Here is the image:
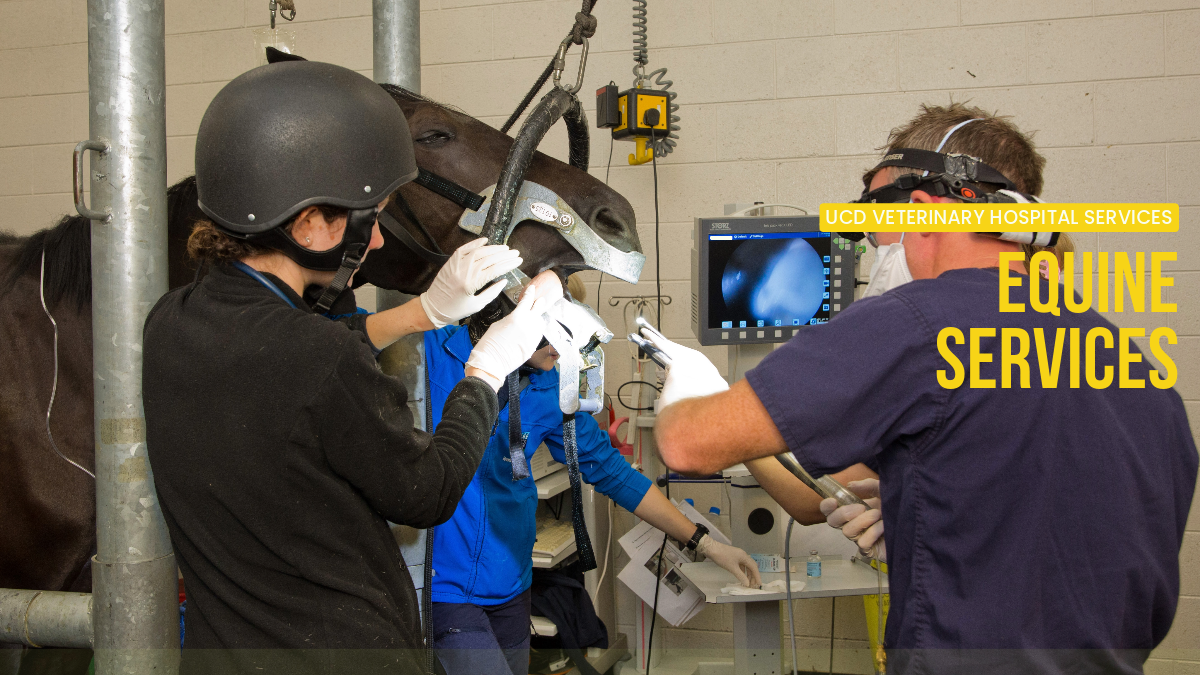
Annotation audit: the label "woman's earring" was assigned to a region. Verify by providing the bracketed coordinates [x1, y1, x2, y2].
[305, 237, 311, 244]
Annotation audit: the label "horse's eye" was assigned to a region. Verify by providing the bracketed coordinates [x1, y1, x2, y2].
[416, 130, 453, 145]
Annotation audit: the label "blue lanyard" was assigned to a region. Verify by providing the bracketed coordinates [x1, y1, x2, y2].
[230, 261, 298, 309]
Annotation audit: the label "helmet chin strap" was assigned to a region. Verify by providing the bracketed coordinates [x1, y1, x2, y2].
[259, 208, 378, 313]
[310, 208, 377, 313]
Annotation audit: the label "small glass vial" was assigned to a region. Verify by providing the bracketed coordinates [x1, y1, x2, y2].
[807, 550, 822, 578]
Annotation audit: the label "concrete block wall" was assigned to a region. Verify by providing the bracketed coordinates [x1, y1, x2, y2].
[1, 0, 1197, 671]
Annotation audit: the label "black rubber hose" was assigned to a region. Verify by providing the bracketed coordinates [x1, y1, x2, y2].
[481, 87, 579, 245]
[562, 97, 590, 171]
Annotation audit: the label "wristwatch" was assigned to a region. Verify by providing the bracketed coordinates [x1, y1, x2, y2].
[685, 524, 709, 551]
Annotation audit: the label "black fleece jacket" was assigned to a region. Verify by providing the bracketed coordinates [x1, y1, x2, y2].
[143, 264, 497, 674]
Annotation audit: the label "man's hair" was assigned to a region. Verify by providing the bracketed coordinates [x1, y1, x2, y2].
[871, 102, 1046, 196]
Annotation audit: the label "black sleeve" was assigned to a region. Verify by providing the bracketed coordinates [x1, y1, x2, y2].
[318, 336, 499, 527]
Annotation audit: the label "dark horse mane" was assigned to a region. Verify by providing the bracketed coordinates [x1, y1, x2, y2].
[0, 176, 201, 310]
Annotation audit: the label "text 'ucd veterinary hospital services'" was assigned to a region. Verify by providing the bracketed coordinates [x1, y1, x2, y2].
[821, 203, 1182, 392]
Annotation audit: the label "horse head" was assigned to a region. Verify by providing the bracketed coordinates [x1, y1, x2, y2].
[355, 87, 641, 295]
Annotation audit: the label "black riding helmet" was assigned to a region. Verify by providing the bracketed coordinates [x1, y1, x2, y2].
[195, 61, 418, 310]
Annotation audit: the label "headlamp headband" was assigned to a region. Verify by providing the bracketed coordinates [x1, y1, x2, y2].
[843, 147, 1058, 248]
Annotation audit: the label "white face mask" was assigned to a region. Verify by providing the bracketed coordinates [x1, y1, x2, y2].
[862, 233, 913, 298]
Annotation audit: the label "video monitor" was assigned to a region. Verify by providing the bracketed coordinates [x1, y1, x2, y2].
[690, 216, 856, 346]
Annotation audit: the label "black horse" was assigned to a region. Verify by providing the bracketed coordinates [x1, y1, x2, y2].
[0, 84, 640, 608]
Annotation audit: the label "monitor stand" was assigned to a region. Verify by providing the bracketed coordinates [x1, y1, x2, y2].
[728, 342, 775, 384]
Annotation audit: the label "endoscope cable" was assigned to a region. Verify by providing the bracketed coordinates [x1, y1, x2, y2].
[39, 249, 95, 480]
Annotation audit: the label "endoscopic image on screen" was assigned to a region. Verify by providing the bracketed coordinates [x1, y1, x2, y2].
[707, 233, 832, 330]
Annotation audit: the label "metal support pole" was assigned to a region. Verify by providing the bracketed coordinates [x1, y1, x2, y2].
[0, 590, 93, 649]
[373, 0, 429, 635]
[373, 0, 421, 91]
[87, 0, 177, 672]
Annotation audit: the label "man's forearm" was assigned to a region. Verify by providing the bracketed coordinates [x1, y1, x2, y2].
[746, 458, 878, 525]
[654, 380, 789, 475]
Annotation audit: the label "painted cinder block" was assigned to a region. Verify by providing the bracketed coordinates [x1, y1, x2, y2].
[1096, 77, 1200, 145]
[0, 48, 32, 99]
[340, 0, 373, 17]
[837, 85, 1095, 157]
[896, 25, 1027, 91]
[648, 42, 775, 106]
[12, 93, 88, 149]
[0, 1, 87, 51]
[0, 193, 75, 237]
[423, 58, 554, 117]
[1166, 10, 1200, 76]
[166, 0, 246, 36]
[960, 0, 1092, 24]
[777, 33, 898, 99]
[0, 147, 31, 197]
[835, 91, 941, 157]
[628, 221, 693, 282]
[715, 98, 837, 161]
[28, 143, 76, 196]
[167, 135, 198, 186]
[715, 0, 835, 43]
[833, 0, 958, 35]
[423, 5, 493, 65]
[199, 29, 260, 84]
[166, 33, 208, 86]
[608, 160, 777, 225]
[287, 17, 373, 71]
[1172, 273, 1200, 337]
[244, 0, 340, 26]
[776, 156, 880, 212]
[24, 43, 88, 97]
[1040, 145, 1167, 204]
[166, 82, 224, 138]
[1171, 336, 1200, 401]
[1028, 15, 1164, 84]
[1096, 0, 1200, 14]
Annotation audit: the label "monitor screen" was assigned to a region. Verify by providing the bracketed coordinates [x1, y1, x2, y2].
[707, 232, 832, 330]
[691, 216, 856, 346]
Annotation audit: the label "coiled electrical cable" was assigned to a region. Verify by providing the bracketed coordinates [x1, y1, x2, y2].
[630, 0, 680, 157]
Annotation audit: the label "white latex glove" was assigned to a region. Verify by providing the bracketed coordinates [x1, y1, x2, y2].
[465, 281, 560, 388]
[636, 329, 728, 409]
[819, 478, 886, 562]
[697, 534, 762, 588]
[419, 238, 523, 328]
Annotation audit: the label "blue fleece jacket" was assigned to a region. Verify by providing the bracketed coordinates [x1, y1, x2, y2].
[426, 325, 652, 606]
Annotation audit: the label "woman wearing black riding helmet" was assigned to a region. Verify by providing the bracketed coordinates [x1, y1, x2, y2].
[142, 61, 554, 674]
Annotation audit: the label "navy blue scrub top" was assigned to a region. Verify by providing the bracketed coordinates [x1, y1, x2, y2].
[746, 267, 1197, 665]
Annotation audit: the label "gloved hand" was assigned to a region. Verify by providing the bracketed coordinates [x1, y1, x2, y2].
[819, 478, 886, 562]
[697, 534, 762, 588]
[420, 238, 523, 328]
[636, 329, 728, 409]
[465, 281, 559, 389]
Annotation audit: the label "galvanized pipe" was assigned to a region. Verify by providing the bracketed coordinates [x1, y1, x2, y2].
[373, 0, 420, 91]
[0, 590, 93, 649]
[87, 0, 178, 672]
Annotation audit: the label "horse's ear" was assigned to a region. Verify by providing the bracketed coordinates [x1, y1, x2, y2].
[265, 47, 307, 64]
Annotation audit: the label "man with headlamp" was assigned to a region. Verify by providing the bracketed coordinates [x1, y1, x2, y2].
[641, 103, 1198, 673]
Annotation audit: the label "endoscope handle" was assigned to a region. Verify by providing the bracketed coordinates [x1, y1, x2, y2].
[774, 452, 870, 509]
[627, 332, 671, 369]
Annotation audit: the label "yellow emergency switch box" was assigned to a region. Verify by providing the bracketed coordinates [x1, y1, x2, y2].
[612, 88, 669, 140]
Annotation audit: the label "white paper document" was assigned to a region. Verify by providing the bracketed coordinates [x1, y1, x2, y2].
[616, 500, 727, 626]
